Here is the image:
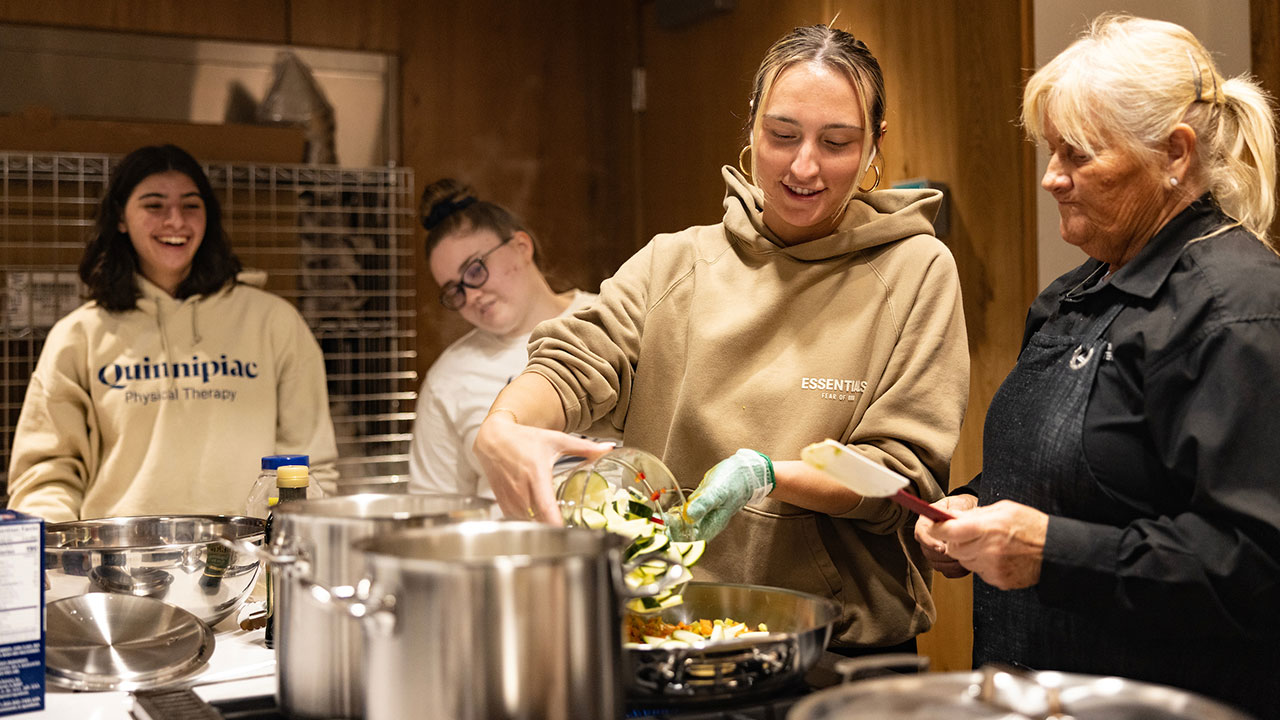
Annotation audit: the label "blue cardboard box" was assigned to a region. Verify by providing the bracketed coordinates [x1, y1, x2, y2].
[0, 511, 43, 716]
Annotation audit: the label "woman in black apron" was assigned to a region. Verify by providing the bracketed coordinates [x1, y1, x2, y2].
[916, 15, 1280, 719]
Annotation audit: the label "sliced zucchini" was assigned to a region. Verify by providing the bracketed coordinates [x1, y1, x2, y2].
[560, 470, 611, 508]
[626, 500, 655, 519]
[671, 540, 706, 565]
[669, 629, 704, 644]
[625, 592, 684, 614]
[579, 507, 607, 530]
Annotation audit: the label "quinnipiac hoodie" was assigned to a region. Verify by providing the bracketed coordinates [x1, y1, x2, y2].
[7, 273, 339, 523]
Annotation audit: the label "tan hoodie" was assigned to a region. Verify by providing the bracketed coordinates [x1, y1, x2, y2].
[527, 167, 969, 647]
[7, 274, 339, 523]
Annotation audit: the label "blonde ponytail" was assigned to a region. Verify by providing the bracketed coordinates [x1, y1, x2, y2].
[1205, 77, 1277, 244]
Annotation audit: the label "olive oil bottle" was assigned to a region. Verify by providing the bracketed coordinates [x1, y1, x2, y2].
[264, 464, 309, 649]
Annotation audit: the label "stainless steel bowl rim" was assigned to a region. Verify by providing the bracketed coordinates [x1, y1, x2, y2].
[46, 514, 265, 551]
[274, 492, 492, 523]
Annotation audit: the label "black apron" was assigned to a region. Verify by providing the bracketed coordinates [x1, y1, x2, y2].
[974, 293, 1125, 671]
[973, 284, 1279, 719]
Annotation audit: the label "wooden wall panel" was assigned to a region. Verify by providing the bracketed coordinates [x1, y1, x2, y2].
[398, 0, 636, 368]
[636, 0, 832, 241]
[1253, 0, 1280, 241]
[835, 0, 1035, 674]
[288, 0, 400, 52]
[0, 0, 288, 42]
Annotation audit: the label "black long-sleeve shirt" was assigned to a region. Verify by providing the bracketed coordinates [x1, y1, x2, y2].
[963, 197, 1280, 713]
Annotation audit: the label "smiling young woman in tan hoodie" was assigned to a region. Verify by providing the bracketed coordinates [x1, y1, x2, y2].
[8, 144, 337, 523]
[473, 25, 970, 653]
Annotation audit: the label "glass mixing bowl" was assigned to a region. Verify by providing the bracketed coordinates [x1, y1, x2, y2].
[553, 447, 688, 532]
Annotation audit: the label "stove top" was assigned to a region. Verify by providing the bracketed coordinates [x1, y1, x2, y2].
[206, 694, 804, 720]
[203, 652, 848, 720]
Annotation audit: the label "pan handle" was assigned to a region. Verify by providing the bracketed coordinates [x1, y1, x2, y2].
[834, 653, 930, 683]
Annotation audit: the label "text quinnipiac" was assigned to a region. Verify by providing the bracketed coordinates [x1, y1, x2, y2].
[96, 355, 259, 389]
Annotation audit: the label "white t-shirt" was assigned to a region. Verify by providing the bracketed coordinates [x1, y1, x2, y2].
[408, 290, 597, 501]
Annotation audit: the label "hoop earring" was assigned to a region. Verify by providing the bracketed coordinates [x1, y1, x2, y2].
[858, 163, 881, 193]
[738, 145, 753, 180]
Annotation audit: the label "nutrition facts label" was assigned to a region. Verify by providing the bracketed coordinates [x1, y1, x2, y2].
[0, 521, 40, 645]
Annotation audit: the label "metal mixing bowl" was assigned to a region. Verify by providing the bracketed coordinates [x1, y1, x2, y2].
[44, 515, 265, 626]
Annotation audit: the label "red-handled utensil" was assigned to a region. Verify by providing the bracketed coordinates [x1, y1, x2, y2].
[800, 439, 955, 523]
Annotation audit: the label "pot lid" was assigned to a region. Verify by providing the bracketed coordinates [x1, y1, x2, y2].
[45, 593, 215, 692]
[788, 664, 1256, 720]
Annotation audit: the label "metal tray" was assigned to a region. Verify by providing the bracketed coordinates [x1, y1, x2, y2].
[45, 593, 215, 692]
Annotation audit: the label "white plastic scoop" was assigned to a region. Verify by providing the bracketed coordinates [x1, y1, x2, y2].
[801, 439, 954, 522]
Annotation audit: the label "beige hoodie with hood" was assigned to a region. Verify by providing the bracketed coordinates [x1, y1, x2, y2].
[527, 167, 969, 647]
[7, 273, 339, 523]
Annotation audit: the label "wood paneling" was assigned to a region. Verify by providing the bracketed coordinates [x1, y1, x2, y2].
[288, 0, 400, 51]
[398, 0, 636, 366]
[827, 0, 1035, 672]
[1253, 0, 1280, 241]
[0, 0, 289, 42]
[636, 0, 832, 240]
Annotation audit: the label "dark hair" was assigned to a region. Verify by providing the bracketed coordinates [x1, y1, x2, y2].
[80, 144, 241, 312]
[418, 177, 545, 269]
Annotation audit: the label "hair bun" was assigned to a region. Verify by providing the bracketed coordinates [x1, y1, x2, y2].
[419, 178, 479, 231]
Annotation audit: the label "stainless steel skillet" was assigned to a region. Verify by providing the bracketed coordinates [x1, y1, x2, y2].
[623, 581, 839, 704]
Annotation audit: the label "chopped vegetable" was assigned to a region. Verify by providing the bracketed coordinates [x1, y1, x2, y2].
[560, 476, 706, 614]
[622, 613, 771, 648]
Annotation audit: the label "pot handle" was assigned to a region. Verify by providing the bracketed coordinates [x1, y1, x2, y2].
[217, 535, 306, 574]
[618, 544, 687, 600]
[298, 576, 398, 636]
[834, 653, 930, 683]
[974, 663, 1071, 720]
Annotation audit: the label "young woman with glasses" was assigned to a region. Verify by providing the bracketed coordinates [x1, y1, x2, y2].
[408, 178, 597, 503]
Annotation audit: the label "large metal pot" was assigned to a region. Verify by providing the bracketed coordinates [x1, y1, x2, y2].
[44, 515, 263, 626]
[625, 582, 839, 704]
[245, 493, 492, 720]
[313, 520, 684, 720]
[787, 656, 1257, 719]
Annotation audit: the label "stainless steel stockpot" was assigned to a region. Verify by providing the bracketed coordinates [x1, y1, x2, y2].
[251, 493, 492, 720]
[318, 521, 682, 720]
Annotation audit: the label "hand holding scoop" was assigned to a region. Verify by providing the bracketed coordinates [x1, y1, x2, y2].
[801, 439, 955, 523]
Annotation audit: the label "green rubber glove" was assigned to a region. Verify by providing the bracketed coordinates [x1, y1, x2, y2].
[679, 449, 775, 541]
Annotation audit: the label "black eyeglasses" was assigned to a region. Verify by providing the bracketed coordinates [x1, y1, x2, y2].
[438, 237, 512, 310]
